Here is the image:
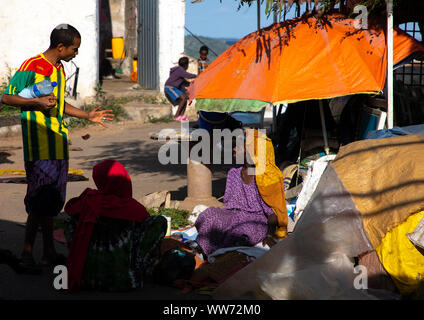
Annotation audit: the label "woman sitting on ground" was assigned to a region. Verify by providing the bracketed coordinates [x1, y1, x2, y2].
[194, 129, 289, 257]
[64, 160, 167, 291]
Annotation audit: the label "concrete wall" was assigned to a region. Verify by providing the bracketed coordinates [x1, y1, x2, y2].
[123, 0, 138, 76]
[158, 0, 186, 91]
[109, 0, 125, 38]
[0, 0, 99, 101]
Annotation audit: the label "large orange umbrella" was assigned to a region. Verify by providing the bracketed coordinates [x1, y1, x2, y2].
[188, 14, 424, 112]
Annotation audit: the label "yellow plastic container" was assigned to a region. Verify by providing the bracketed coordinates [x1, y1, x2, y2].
[111, 37, 125, 59]
[132, 59, 138, 72]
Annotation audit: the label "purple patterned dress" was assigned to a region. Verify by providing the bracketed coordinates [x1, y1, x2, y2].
[195, 167, 274, 256]
[24, 160, 69, 216]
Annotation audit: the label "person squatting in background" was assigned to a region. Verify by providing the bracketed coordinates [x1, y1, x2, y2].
[164, 57, 197, 121]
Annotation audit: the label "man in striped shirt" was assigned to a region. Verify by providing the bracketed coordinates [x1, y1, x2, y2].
[2, 24, 114, 270]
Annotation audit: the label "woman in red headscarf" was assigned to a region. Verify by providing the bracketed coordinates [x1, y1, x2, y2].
[64, 160, 167, 291]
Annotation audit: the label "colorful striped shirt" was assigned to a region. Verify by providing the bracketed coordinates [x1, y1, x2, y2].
[5, 53, 69, 161]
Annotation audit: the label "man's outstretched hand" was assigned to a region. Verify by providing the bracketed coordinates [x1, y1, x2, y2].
[87, 106, 115, 127]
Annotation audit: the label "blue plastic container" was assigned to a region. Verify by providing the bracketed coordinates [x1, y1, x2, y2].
[198, 110, 228, 133]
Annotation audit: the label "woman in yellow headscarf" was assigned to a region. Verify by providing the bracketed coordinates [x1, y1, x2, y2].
[194, 129, 288, 257]
[244, 128, 288, 239]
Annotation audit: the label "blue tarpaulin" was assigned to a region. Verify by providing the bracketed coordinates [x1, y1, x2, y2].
[366, 124, 424, 140]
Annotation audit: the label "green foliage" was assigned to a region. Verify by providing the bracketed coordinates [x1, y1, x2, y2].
[0, 104, 20, 116]
[0, 69, 20, 116]
[137, 95, 169, 105]
[68, 101, 129, 128]
[232, 0, 389, 17]
[95, 82, 103, 101]
[147, 207, 192, 229]
[108, 95, 168, 105]
[53, 208, 193, 232]
[94, 99, 131, 121]
[147, 115, 174, 123]
[66, 117, 91, 128]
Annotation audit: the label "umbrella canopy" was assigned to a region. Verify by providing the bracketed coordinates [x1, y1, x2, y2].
[188, 14, 424, 112]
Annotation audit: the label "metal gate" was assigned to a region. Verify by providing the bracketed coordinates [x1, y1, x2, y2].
[395, 22, 424, 87]
[138, 0, 159, 90]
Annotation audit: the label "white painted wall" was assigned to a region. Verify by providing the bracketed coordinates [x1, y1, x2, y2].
[0, 0, 99, 101]
[158, 0, 186, 91]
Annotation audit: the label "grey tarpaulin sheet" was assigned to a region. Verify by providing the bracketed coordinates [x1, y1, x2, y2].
[212, 165, 376, 300]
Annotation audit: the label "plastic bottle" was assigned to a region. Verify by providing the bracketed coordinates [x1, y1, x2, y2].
[18, 80, 57, 98]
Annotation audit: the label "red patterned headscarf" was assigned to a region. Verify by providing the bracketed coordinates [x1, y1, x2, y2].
[65, 160, 149, 290]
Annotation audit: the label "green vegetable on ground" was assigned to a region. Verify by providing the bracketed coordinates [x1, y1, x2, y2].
[53, 207, 193, 231]
[147, 207, 192, 230]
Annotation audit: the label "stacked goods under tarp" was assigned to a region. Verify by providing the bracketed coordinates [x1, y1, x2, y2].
[212, 133, 424, 299]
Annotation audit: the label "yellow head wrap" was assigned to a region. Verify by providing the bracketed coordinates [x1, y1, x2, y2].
[245, 129, 288, 238]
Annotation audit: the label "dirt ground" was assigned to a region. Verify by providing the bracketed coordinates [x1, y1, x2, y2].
[0, 119, 231, 300]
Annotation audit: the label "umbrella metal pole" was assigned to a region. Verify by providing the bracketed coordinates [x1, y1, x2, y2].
[319, 100, 330, 155]
[387, 0, 394, 129]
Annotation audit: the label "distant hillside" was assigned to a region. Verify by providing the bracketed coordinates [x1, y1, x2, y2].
[184, 35, 239, 62]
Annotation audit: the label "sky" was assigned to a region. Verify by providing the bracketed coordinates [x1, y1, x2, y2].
[185, 0, 296, 40]
[185, 1, 422, 41]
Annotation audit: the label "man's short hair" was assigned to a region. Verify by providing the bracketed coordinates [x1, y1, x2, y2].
[178, 57, 189, 69]
[199, 45, 209, 53]
[49, 24, 81, 49]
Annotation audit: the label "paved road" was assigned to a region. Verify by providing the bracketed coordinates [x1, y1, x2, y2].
[0, 119, 230, 300]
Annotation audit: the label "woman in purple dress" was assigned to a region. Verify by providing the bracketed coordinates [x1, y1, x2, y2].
[194, 141, 279, 257]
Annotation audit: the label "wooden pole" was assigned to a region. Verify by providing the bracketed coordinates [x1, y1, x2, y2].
[273, 0, 279, 23]
[387, 0, 394, 129]
[257, 0, 261, 30]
